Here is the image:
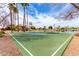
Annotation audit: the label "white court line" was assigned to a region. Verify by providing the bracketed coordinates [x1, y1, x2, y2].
[52, 34, 74, 56]
[9, 33, 33, 56]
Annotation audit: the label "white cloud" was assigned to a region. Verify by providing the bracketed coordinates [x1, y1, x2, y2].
[55, 17, 79, 27]
[54, 4, 73, 17]
[1, 3, 79, 28]
[16, 12, 79, 28]
[18, 13, 60, 28]
[28, 13, 60, 28]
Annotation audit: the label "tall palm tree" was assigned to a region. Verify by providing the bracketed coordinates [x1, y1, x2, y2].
[13, 6, 18, 24]
[21, 3, 28, 32]
[13, 6, 19, 31]
[8, 3, 14, 33]
[13, 3, 20, 32]
[12, 3, 20, 32]
[17, 11, 19, 32]
[9, 3, 19, 32]
[16, 4, 19, 32]
[26, 5, 29, 31]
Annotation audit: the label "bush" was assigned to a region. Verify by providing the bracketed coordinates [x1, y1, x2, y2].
[48, 26, 53, 29]
[5, 25, 16, 31]
[0, 31, 5, 37]
[30, 26, 36, 30]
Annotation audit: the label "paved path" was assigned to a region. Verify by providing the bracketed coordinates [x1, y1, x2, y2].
[64, 34, 79, 56]
[0, 34, 22, 56]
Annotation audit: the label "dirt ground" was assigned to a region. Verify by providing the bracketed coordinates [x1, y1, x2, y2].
[0, 34, 22, 56]
[64, 34, 79, 56]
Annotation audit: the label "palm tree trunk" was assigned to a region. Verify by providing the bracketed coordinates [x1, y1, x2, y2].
[12, 12, 15, 32]
[16, 3, 19, 32]
[15, 13, 16, 25]
[26, 9, 28, 31]
[17, 13, 19, 32]
[10, 10, 13, 33]
[23, 7, 26, 32]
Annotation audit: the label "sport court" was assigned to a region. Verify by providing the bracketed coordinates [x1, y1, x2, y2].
[10, 32, 73, 56]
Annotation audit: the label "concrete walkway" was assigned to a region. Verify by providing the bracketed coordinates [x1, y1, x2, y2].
[64, 34, 79, 56]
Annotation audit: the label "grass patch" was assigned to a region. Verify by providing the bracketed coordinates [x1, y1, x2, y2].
[0, 31, 5, 37]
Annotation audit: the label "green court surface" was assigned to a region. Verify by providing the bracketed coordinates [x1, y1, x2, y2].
[10, 32, 73, 56]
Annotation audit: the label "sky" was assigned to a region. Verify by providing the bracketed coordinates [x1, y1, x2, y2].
[1, 3, 79, 28]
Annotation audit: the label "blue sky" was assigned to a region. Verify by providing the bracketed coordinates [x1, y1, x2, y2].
[15, 3, 79, 28]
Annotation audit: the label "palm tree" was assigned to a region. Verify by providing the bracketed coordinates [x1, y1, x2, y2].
[26, 6, 29, 31]
[8, 3, 14, 33]
[21, 3, 28, 32]
[9, 3, 20, 32]
[13, 6, 19, 31]
[16, 4, 19, 32]
[12, 3, 16, 25]
[13, 6, 18, 24]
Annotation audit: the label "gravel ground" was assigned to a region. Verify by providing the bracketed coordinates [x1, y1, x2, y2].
[0, 34, 22, 56]
[64, 34, 79, 56]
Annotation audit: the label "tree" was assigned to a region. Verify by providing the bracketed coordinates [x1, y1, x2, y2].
[29, 22, 36, 30]
[64, 3, 79, 20]
[8, 3, 14, 33]
[0, 14, 10, 24]
[29, 22, 32, 26]
[26, 4, 29, 31]
[48, 26, 53, 29]
[13, 3, 19, 32]
[31, 26, 36, 30]
[0, 4, 10, 29]
[21, 3, 28, 32]
[58, 3, 79, 20]
[71, 3, 79, 10]
[16, 4, 20, 32]
[8, 3, 20, 32]
[43, 26, 46, 32]
[12, 3, 16, 24]
[56, 26, 61, 32]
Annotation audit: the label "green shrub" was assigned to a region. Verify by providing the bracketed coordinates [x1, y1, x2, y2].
[0, 31, 5, 37]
